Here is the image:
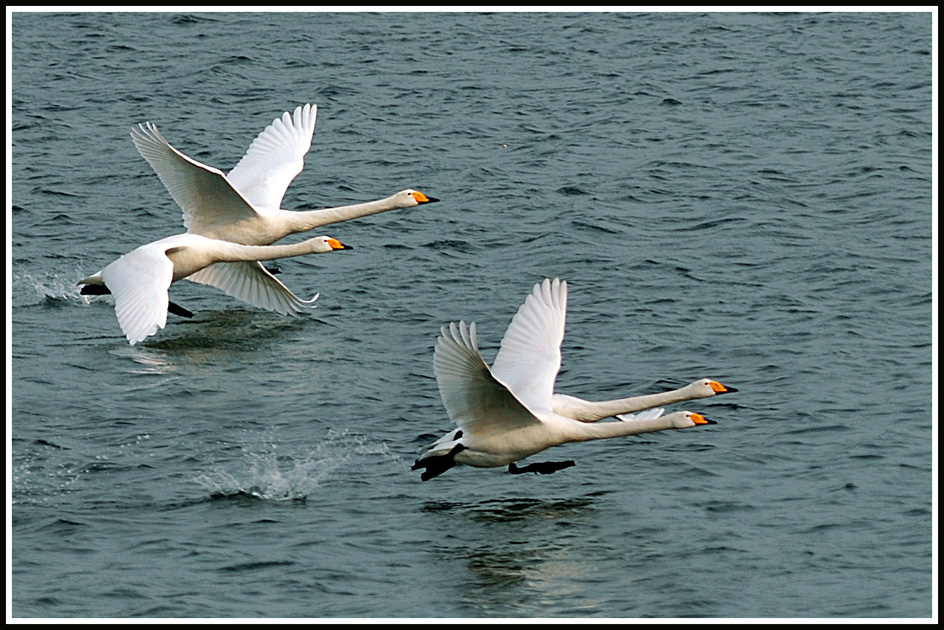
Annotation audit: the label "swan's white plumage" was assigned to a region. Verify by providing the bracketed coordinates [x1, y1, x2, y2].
[434, 321, 541, 438]
[82, 233, 348, 345]
[99, 243, 175, 345]
[490, 277, 567, 414]
[227, 103, 318, 210]
[186, 261, 317, 316]
[131, 121, 259, 235]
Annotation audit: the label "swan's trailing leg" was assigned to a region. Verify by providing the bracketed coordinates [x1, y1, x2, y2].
[167, 301, 194, 318]
[508, 460, 575, 475]
[412, 443, 466, 482]
[80, 283, 193, 318]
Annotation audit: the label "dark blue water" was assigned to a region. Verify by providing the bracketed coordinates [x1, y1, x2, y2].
[11, 11, 933, 618]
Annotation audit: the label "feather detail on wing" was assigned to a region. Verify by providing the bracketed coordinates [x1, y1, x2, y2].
[186, 261, 318, 315]
[131, 122, 259, 234]
[433, 321, 542, 436]
[99, 243, 175, 345]
[227, 104, 317, 210]
[490, 278, 567, 413]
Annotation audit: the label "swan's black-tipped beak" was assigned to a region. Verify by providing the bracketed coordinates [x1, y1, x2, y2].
[412, 191, 439, 204]
[328, 238, 353, 251]
[691, 413, 716, 426]
[710, 381, 738, 395]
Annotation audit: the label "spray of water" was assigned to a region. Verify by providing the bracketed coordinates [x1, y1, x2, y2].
[193, 429, 401, 501]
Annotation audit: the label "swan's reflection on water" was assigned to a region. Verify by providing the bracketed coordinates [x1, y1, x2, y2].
[420, 494, 618, 615]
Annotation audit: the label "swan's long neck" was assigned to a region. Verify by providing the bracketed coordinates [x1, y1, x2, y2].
[562, 413, 687, 441]
[214, 239, 321, 263]
[171, 238, 326, 281]
[286, 195, 402, 232]
[553, 386, 696, 423]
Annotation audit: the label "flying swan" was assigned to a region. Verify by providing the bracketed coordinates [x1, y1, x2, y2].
[412, 278, 719, 481]
[129, 104, 437, 308]
[79, 233, 351, 345]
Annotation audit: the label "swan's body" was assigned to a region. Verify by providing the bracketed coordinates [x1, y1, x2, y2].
[412, 278, 718, 481]
[552, 378, 737, 423]
[79, 233, 350, 345]
[129, 105, 436, 308]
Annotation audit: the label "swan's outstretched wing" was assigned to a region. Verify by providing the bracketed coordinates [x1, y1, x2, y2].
[490, 278, 567, 414]
[186, 261, 318, 315]
[99, 242, 174, 345]
[131, 122, 260, 234]
[433, 321, 542, 436]
[227, 104, 317, 210]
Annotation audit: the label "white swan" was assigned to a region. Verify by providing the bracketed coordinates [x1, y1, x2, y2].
[412, 278, 718, 481]
[79, 233, 351, 345]
[129, 104, 437, 310]
[552, 378, 737, 423]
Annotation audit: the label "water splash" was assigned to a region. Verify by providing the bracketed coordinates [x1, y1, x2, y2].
[193, 430, 399, 502]
[12, 268, 90, 307]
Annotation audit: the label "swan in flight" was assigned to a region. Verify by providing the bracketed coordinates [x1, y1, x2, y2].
[553, 378, 737, 423]
[129, 104, 437, 305]
[412, 278, 718, 481]
[79, 233, 351, 345]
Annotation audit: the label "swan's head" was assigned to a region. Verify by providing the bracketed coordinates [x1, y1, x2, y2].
[687, 378, 738, 399]
[676, 410, 717, 428]
[308, 236, 353, 253]
[398, 189, 440, 207]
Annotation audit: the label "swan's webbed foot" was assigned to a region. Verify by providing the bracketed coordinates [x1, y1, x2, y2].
[79, 284, 110, 296]
[265, 265, 282, 275]
[168, 301, 194, 318]
[508, 460, 575, 475]
[412, 443, 466, 482]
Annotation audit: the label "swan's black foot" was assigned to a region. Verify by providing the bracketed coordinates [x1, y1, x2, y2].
[80, 284, 194, 318]
[508, 460, 575, 475]
[167, 301, 194, 318]
[79, 284, 110, 296]
[265, 265, 282, 275]
[412, 443, 466, 482]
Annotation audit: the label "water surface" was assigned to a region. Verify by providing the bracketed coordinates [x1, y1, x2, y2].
[10, 11, 933, 618]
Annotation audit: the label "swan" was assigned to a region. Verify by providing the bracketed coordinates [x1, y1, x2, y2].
[79, 233, 351, 345]
[129, 104, 437, 310]
[552, 378, 737, 423]
[412, 278, 718, 481]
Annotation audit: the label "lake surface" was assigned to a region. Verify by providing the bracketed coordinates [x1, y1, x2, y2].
[9, 10, 934, 619]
